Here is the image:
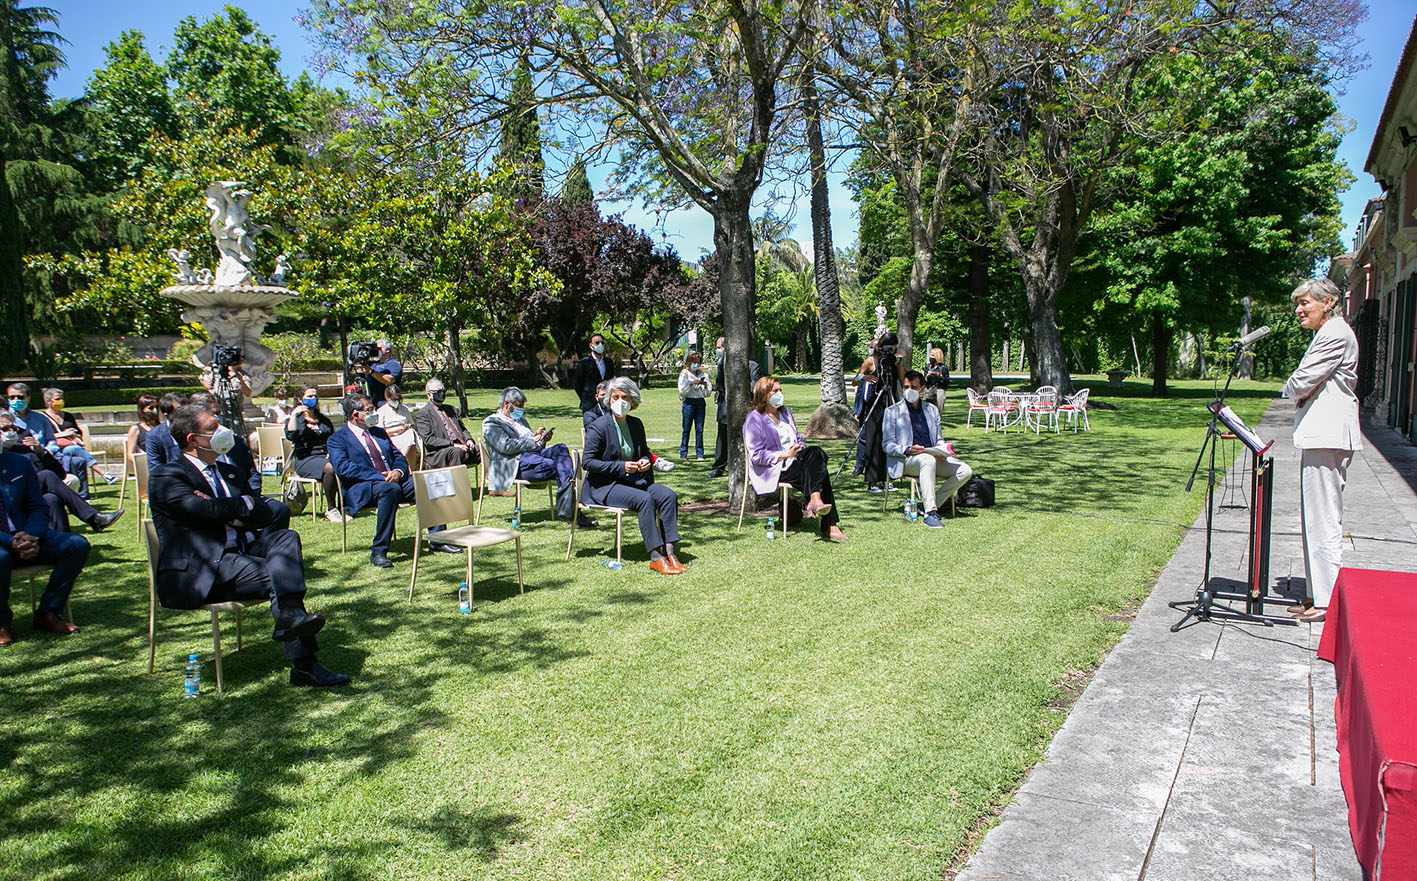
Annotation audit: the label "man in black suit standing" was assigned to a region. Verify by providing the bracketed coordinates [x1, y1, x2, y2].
[148, 405, 348, 687]
[0, 448, 88, 646]
[708, 337, 761, 479]
[571, 333, 616, 413]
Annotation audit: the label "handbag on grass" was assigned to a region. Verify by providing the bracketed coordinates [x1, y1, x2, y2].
[955, 476, 995, 508]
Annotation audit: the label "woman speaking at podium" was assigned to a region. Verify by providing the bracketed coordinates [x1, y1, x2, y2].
[1283, 278, 1361, 623]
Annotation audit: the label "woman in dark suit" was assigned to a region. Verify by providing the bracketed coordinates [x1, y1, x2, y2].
[285, 386, 343, 522]
[584, 377, 684, 575]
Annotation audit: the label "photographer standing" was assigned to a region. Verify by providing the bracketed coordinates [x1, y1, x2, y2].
[861, 333, 904, 493]
[198, 349, 253, 402]
[358, 339, 402, 402]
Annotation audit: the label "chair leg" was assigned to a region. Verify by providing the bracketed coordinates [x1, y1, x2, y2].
[211, 611, 225, 694]
[736, 482, 748, 532]
[408, 532, 421, 602]
[615, 514, 623, 566]
[515, 537, 524, 593]
[780, 487, 789, 538]
[118, 471, 127, 508]
[341, 505, 348, 554]
[475, 469, 484, 526]
[235, 607, 243, 651]
[148, 585, 157, 675]
[565, 507, 576, 560]
[467, 546, 475, 597]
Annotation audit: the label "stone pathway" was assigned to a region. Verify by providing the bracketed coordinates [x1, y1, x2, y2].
[956, 400, 1417, 881]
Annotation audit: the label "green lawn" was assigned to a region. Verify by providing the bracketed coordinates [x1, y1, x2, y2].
[0, 377, 1279, 881]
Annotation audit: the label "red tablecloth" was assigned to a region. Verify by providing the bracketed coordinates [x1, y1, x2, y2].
[1317, 567, 1417, 880]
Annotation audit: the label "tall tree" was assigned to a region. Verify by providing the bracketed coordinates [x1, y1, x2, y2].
[562, 155, 593, 204]
[83, 30, 177, 191]
[305, 0, 813, 506]
[497, 56, 545, 205]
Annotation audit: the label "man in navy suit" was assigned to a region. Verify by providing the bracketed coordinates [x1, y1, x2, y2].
[571, 333, 616, 412]
[148, 405, 347, 686]
[328, 393, 415, 568]
[0, 449, 89, 646]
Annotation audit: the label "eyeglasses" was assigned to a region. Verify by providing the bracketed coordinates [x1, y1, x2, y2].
[7, 395, 25, 401]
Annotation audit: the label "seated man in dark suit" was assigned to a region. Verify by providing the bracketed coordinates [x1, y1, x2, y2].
[413, 378, 480, 469]
[0, 447, 89, 646]
[187, 392, 263, 496]
[572, 333, 616, 413]
[0, 411, 123, 533]
[581, 380, 610, 430]
[144, 391, 189, 467]
[329, 393, 415, 569]
[148, 405, 348, 687]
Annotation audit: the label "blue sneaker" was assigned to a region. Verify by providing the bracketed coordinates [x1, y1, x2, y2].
[923, 512, 944, 529]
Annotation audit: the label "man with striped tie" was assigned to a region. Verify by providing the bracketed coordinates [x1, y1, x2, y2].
[328, 393, 416, 569]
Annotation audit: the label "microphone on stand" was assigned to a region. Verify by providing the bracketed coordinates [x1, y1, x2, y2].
[1229, 325, 1271, 350]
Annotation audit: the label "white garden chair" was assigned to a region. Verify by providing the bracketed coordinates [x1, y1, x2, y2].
[1058, 388, 1091, 432]
[985, 389, 1017, 433]
[965, 387, 989, 428]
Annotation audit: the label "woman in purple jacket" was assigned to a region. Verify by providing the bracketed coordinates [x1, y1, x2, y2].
[743, 377, 847, 541]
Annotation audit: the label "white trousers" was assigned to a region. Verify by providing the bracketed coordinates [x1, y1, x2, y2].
[902, 453, 973, 514]
[1299, 448, 1351, 608]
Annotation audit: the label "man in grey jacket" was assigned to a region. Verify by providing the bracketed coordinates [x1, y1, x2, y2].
[481, 387, 594, 527]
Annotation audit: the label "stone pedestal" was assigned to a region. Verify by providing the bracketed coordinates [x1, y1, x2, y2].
[161, 285, 297, 398]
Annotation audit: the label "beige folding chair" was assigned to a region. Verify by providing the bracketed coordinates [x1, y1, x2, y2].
[735, 452, 794, 535]
[78, 423, 110, 468]
[280, 438, 326, 524]
[565, 449, 629, 565]
[408, 467, 522, 602]
[143, 520, 254, 694]
[117, 446, 137, 509]
[337, 471, 412, 554]
[133, 452, 150, 541]
[257, 425, 287, 474]
[16, 561, 72, 624]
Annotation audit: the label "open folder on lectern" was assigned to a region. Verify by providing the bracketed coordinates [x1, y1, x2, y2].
[1208, 402, 1273, 456]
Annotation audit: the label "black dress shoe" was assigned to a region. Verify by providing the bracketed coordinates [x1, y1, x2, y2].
[575, 515, 598, 528]
[88, 508, 124, 532]
[370, 554, 394, 568]
[290, 661, 351, 687]
[272, 610, 325, 642]
[707, 468, 724, 479]
[429, 542, 462, 554]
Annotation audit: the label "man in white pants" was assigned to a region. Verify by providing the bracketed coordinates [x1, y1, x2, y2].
[883, 370, 973, 529]
[1282, 278, 1361, 622]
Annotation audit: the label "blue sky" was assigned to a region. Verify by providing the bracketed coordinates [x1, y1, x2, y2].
[48, 0, 1417, 261]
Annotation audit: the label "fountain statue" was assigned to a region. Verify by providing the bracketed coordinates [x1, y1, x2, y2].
[161, 181, 297, 399]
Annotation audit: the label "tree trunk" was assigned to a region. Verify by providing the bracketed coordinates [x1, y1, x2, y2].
[448, 327, 469, 415]
[714, 203, 757, 509]
[1237, 295, 1254, 380]
[1150, 313, 1171, 397]
[804, 74, 847, 409]
[1024, 278, 1073, 394]
[967, 244, 993, 393]
[896, 235, 933, 367]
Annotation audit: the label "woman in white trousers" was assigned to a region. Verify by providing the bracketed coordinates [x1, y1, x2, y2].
[1282, 278, 1361, 622]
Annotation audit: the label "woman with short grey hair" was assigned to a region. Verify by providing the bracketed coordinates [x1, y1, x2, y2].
[1283, 277, 1360, 622]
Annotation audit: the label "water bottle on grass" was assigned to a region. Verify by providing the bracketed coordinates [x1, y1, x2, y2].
[765, 517, 776, 541]
[184, 653, 200, 699]
[600, 559, 623, 570]
[458, 582, 471, 615]
[510, 505, 521, 529]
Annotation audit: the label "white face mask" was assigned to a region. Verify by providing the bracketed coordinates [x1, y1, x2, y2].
[769, 392, 785, 409]
[610, 398, 631, 418]
[592, 343, 604, 355]
[208, 425, 236, 455]
[904, 388, 921, 404]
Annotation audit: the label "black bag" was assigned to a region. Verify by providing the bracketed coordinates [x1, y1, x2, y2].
[955, 475, 995, 508]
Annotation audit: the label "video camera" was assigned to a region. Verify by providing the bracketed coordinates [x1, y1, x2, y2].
[210, 343, 243, 370]
[347, 341, 379, 370]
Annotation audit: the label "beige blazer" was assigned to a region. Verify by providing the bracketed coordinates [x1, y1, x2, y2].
[1282, 317, 1361, 451]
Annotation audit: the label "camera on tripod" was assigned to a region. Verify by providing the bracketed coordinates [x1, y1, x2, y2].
[347, 341, 378, 371]
[209, 343, 243, 371]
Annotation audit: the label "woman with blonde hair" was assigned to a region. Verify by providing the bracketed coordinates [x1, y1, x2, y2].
[742, 376, 847, 541]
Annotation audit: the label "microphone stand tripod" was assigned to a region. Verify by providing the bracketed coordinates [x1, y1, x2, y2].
[1168, 341, 1294, 631]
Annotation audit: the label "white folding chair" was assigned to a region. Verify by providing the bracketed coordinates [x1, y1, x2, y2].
[965, 387, 988, 428]
[133, 452, 150, 541]
[477, 437, 553, 525]
[408, 467, 522, 603]
[1058, 388, 1091, 431]
[280, 438, 327, 524]
[1026, 387, 1059, 434]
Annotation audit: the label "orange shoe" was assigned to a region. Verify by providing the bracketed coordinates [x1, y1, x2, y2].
[649, 558, 681, 575]
[667, 555, 688, 572]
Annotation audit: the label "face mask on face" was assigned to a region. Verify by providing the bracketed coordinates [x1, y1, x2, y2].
[610, 399, 631, 418]
[8, 399, 25, 414]
[142, 409, 159, 425]
[51, 400, 65, 412]
[279, 398, 291, 407]
[768, 392, 785, 409]
[429, 390, 445, 404]
[0, 430, 18, 449]
[904, 388, 921, 404]
[302, 397, 318, 409]
[592, 343, 604, 355]
[690, 363, 701, 373]
[510, 406, 525, 421]
[389, 398, 401, 407]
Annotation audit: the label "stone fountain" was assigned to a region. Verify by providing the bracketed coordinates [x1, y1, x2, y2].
[161, 180, 297, 398]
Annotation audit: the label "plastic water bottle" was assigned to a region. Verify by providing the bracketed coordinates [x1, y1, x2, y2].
[510, 505, 521, 529]
[909, 500, 919, 522]
[184, 653, 200, 699]
[600, 559, 623, 570]
[458, 582, 471, 615]
[765, 517, 776, 541]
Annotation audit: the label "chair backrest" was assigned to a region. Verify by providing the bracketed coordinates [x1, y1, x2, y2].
[1034, 385, 1057, 397]
[142, 519, 159, 586]
[987, 389, 1012, 407]
[966, 387, 985, 407]
[1073, 388, 1090, 407]
[992, 386, 1012, 394]
[134, 452, 150, 498]
[411, 466, 475, 534]
[1032, 390, 1057, 408]
[79, 422, 95, 447]
[256, 425, 285, 461]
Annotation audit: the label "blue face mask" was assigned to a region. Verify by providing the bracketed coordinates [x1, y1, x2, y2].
[301, 397, 318, 408]
[510, 407, 525, 421]
[9, 399, 25, 414]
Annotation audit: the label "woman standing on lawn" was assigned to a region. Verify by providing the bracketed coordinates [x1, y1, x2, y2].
[676, 351, 711, 459]
[1283, 278, 1361, 623]
[743, 376, 847, 542]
